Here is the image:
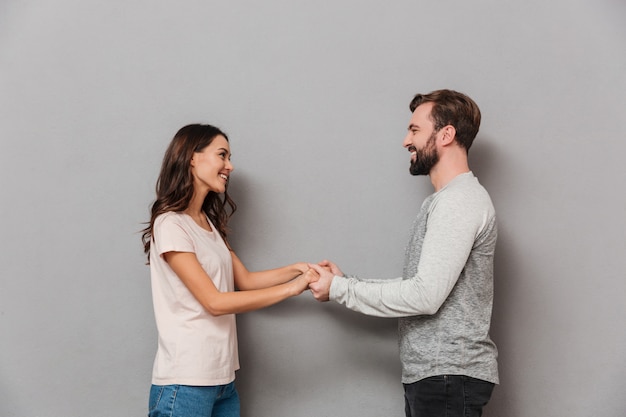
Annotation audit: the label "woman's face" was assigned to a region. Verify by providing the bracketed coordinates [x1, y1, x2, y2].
[190, 135, 233, 194]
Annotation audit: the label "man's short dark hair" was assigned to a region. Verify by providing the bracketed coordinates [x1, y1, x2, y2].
[410, 89, 481, 151]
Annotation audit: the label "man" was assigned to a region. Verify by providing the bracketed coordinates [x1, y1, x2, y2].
[309, 89, 498, 417]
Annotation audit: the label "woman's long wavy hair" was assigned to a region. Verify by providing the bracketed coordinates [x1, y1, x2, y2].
[142, 124, 237, 263]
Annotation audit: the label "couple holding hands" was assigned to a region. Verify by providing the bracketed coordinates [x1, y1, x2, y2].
[143, 89, 499, 417]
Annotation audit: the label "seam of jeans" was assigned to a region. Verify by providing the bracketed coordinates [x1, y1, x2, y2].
[148, 385, 165, 413]
[462, 377, 468, 417]
[168, 385, 179, 417]
[444, 375, 449, 417]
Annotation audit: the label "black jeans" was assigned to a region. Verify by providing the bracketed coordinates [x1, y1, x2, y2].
[404, 375, 494, 417]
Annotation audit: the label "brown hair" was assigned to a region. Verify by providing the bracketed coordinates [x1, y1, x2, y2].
[141, 124, 237, 262]
[409, 89, 481, 151]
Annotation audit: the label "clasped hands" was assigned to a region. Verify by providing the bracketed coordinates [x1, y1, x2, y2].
[300, 260, 343, 302]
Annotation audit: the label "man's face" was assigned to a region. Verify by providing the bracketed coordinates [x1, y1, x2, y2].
[403, 102, 440, 176]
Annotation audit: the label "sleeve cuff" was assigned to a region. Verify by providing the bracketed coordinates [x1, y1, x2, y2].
[329, 275, 349, 302]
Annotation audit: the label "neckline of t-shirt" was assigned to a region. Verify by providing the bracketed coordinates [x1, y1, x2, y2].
[181, 212, 215, 235]
[436, 171, 474, 194]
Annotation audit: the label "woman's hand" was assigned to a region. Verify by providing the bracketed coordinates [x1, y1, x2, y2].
[290, 268, 319, 296]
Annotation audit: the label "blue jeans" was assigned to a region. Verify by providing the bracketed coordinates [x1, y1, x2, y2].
[404, 375, 494, 417]
[148, 382, 240, 417]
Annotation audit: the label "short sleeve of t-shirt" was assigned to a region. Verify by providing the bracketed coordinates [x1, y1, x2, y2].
[153, 212, 195, 256]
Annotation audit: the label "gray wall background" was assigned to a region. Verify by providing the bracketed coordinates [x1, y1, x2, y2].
[1, 1, 625, 416]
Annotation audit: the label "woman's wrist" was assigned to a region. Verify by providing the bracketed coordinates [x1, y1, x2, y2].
[287, 274, 305, 297]
[292, 262, 308, 275]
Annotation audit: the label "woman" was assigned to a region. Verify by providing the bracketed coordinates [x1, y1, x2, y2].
[142, 124, 316, 417]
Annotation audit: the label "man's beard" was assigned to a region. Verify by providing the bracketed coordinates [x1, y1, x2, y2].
[409, 134, 439, 176]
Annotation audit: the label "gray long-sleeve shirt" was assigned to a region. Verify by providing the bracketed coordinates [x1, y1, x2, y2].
[330, 172, 499, 384]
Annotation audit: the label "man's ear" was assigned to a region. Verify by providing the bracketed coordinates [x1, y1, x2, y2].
[440, 125, 456, 146]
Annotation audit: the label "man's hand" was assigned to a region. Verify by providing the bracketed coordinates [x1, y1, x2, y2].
[308, 263, 337, 302]
[317, 259, 344, 277]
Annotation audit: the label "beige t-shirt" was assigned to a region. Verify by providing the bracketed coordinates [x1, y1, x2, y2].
[150, 211, 239, 386]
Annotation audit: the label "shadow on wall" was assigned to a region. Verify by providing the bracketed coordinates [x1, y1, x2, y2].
[468, 135, 496, 184]
[236, 298, 402, 416]
[470, 136, 520, 415]
[239, 296, 401, 367]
